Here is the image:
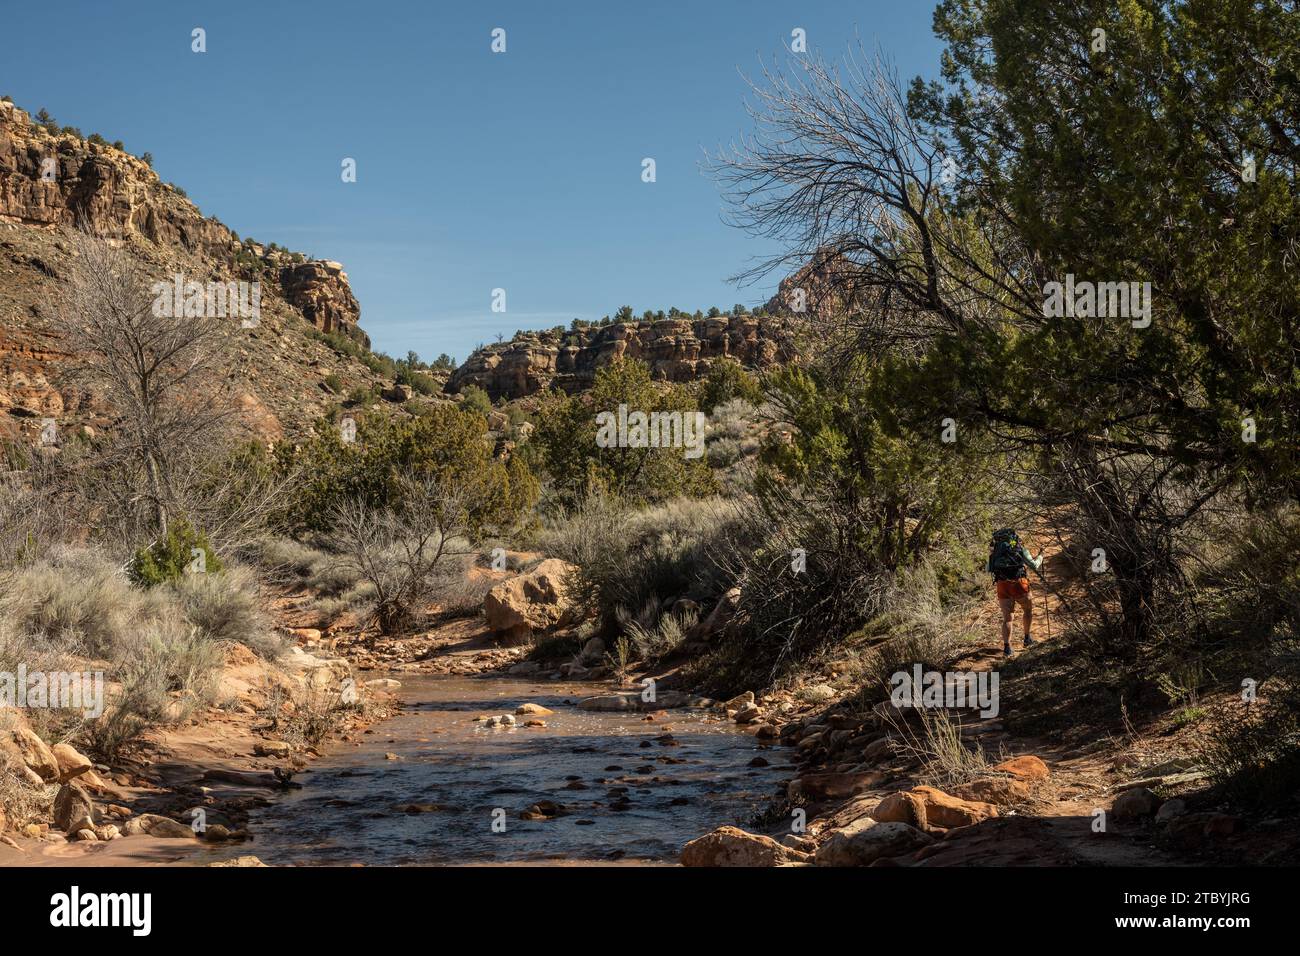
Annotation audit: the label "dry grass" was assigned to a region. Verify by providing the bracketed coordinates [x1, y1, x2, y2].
[1, 546, 275, 760]
[260, 681, 365, 750]
[0, 747, 53, 829]
[884, 708, 993, 789]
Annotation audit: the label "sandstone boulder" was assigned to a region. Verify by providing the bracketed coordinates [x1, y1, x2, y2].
[991, 755, 1051, 781]
[122, 814, 195, 839]
[1155, 798, 1188, 824]
[10, 727, 59, 781]
[815, 818, 934, 867]
[871, 790, 930, 829]
[579, 636, 606, 664]
[694, 587, 743, 641]
[911, 786, 999, 828]
[1112, 786, 1159, 820]
[952, 776, 1032, 806]
[483, 559, 576, 642]
[1166, 812, 1238, 849]
[52, 782, 95, 834]
[681, 826, 804, 867]
[50, 743, 93, 783]
[578, 691, 695, 712]
[793, 771, 889, 803]
[515, 703, 553, 716]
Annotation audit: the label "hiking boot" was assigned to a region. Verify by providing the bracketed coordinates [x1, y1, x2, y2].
[1024, 635, 1036, 647]
[1003, 643, 1013, 657]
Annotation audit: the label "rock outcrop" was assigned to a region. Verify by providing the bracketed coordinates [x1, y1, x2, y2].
[0, 98, 376, 443]
[446, 313, 794, 401]
[279, 260, 365, 343]
[0, 100, 364, 341]
[763, 249, 865, 319]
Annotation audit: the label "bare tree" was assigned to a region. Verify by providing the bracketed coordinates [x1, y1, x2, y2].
[328, 474, 475, 636]
[708, 44, 1041, 357]
[57, 229, 234, 535]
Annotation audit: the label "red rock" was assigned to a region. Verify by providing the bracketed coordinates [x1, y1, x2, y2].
[911, 786, 999, 828]
[681, 826, 803, 867]
[991, 755, 1050, 781]
[872, 790, 929, 829]
[794, 771, 889, 802]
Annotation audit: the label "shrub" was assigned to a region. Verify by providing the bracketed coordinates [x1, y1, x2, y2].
[619, 603, 698, 659]
[699, 358, 763, 415]
[170, 565, 282, 659]
[327, 474, 476, 635]
[458, 385, 493, 417]
[88, 620, 222, 758]
[129, 520, 222, 587]
[275, 406, 538, 536]
[1, 547, 138, 656]
[706, 436, 742, 469]
[1201, 683, 1300, 807]
[347, 385, 378, 406]
[541, 493, 742, 636]
[532, 359, 717, 509]
[257, 536, 325, 576]
[0, 746, 49, 830]
[323, 373, 343, 394]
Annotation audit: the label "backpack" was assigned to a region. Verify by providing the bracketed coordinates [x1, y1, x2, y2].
[989, 528, 1027, 581]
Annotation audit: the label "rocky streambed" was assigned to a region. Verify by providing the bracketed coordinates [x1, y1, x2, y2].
[207, 675, 788, 866]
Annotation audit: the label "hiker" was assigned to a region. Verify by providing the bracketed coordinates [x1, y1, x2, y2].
[987, 528, 1045, 657]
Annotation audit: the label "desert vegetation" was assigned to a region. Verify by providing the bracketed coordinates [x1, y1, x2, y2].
[3, 0, 1297, 873]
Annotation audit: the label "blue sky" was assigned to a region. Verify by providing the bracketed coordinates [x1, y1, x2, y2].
[3, 1, 943, 363]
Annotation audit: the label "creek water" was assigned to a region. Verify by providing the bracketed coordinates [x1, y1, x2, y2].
[222, 675, 789, 865]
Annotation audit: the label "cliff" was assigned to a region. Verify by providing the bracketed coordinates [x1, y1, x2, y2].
[0, 99, 382, 443]
[446, 313, 794, 401]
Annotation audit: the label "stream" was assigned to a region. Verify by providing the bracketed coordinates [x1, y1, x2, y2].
[220, 675, 789, 865]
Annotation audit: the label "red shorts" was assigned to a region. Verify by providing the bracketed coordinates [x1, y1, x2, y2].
[995, 578, 1031, 601]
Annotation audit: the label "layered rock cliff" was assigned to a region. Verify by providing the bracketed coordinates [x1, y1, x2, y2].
[446, 313, 794, 401]
[0, 99, 380, 443]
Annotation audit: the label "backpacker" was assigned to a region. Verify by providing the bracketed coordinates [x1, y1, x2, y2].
[989, 528, 1027, 581]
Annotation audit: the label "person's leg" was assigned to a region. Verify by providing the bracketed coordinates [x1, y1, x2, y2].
[998, 597, 1014, 652]
[1018, 590, 1034, 643]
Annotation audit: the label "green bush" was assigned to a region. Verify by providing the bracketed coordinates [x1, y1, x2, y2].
[274, 406, 539, 536]
[532, 358, 716, 509]
[128, 520, 222, 587]
[694, 355, 991, 689]
[458, 385, 493, 417]
[347, 384, 379, 406]
[699, 358, 763, 414]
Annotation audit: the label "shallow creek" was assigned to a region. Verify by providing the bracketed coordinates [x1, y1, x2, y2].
[218, 675, 788, 865]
